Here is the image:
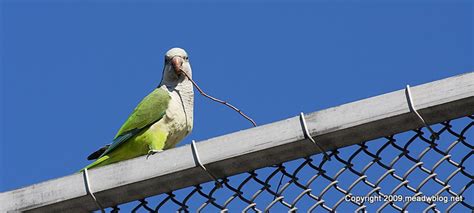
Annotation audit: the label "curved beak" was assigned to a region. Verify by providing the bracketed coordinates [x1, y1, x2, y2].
[171, 57, 183, 75]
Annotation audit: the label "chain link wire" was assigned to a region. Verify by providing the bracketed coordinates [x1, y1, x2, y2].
[109, 115, 473, 212]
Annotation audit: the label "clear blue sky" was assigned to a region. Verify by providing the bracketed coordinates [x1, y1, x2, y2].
[1, 0, 472, 211]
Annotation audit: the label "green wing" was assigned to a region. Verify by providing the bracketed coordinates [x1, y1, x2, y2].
[98, 87, 171, 158]
[114, 87, 171, 138]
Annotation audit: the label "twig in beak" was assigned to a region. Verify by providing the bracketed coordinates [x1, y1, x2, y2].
[180, 70, 257, 127]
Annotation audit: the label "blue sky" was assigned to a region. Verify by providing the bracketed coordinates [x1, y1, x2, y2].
[1, 0, 472, 211]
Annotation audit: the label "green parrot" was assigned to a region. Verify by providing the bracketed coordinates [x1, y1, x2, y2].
[81, 48, 194, 170]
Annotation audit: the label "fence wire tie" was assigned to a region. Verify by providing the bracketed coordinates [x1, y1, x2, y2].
[299, 112, 331, 161]
[82, 168, 105, 213]
[191, 140, 222, 188]
[405, 85, 439, 140]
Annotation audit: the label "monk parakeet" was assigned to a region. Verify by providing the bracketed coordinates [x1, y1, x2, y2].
[81, 48, 194, 170]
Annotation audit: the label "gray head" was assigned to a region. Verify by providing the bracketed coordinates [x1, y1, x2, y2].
[161, 47, 192, 86]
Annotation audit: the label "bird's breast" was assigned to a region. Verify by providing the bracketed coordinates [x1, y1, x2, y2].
[161, 89, 193, 148]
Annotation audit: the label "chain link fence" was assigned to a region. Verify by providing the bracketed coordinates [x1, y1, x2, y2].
[2, 73, 471, 212]
[109, 115, 473, 212]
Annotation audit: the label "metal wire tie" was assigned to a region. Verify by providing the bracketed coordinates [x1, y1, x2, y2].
[405, 85, 439, 140]
[299, 112, 331, 161]
[191, 140, 222, 188]
[82, 168, 105, 213]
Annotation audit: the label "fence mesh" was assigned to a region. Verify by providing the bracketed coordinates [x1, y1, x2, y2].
[109, 115, 473, 212]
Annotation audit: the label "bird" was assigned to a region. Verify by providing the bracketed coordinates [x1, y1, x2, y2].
[81, 47, 194, 170]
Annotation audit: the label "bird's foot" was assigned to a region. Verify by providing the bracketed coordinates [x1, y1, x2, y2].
[146, 149, 163, 159]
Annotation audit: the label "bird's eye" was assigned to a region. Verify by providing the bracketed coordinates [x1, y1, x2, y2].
[183, 56, 188, 60]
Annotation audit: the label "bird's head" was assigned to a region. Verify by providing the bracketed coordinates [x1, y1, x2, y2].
[161, 47, 192, 86]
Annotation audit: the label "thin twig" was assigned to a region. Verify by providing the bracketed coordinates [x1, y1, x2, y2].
[181, 71, 257, 127]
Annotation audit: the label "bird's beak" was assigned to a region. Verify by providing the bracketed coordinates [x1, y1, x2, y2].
[171, 57, 183, 75]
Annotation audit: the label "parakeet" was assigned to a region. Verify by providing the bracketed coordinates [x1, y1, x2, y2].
[81, 48, 194, 170]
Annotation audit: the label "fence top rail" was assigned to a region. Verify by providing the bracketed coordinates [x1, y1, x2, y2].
[1, 72, 473, 212]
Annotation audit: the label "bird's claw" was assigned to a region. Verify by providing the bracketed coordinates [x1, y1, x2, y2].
[146, 149, 163, 159]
